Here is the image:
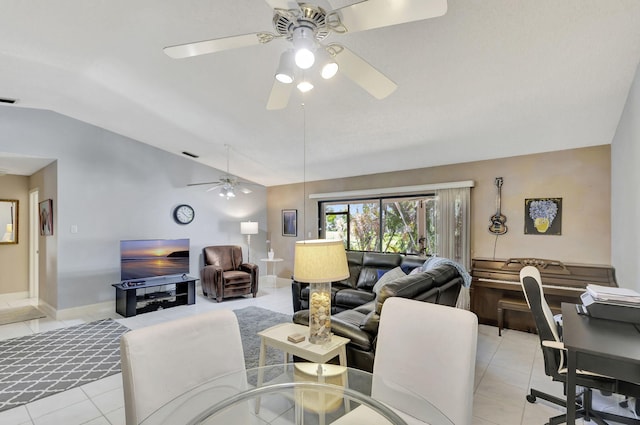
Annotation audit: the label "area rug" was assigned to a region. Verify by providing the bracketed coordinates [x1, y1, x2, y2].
[0, 318, 129, 413]
[0, 306, 46, 326]
[233, 306, 292, 369]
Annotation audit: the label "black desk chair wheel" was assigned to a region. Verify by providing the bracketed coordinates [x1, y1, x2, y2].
[520, 266, 640, 425]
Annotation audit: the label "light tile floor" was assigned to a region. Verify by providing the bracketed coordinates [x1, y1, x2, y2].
[0, 281, 637, 425]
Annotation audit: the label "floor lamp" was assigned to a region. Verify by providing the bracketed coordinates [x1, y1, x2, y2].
[240, 221, 259, 263]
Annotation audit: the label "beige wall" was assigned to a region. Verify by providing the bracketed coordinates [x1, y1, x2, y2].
[0, 174, 30, 296]
[267, 145, 611, 278]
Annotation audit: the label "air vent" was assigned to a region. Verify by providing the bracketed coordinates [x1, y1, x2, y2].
[182, 151, 199, 158]
[0, 97, 17, 104]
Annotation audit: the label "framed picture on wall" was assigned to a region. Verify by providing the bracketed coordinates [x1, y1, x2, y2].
[282, 209, 297, 237]
[524, 198, 562, 235]
[39, 199, 54, 236]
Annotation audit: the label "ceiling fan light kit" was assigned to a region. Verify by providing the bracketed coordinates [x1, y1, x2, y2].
[297, 80, 314, 93]
[292, 27, 316, 69]
[164, 0, 448, 109]
[275, 50, 295, 83]
[187, 145, 255, 199]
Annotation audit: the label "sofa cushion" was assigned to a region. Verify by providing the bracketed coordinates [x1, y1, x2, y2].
[372, 266, 406, 296]
[330, 310, 373, 352]
[422, 263, 460, 285]
[355, 253, 407, 290]
[399, 255, 427, 274]
[359, 310, 380, 335]
[334, 288, 375, 309]
[375, 271, 439, 314]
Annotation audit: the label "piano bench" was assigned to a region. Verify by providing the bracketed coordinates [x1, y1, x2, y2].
[497, 298, 560, 336]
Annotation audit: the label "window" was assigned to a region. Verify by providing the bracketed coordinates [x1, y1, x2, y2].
[319, 187, 471, 269]
[321, 195, 435, 255]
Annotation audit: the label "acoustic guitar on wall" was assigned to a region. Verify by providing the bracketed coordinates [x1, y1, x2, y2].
[489, 177, 508, 235]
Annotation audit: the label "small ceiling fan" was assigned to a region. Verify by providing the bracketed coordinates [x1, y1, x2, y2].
[187, 145, 257, 199]
[164, 0, 447, 109]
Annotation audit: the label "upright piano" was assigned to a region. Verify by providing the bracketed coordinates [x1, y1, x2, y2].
[471, 257, 618, 333]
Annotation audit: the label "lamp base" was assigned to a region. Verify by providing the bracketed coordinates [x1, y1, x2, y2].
[309, 282, 331, 344]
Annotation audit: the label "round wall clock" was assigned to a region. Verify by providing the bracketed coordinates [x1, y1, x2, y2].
[173, 204, 194, 225]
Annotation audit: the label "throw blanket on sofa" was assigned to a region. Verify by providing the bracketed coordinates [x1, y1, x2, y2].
[421, 256, 471, 310]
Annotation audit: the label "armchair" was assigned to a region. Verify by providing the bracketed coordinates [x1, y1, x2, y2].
[201, 245, 259, 302]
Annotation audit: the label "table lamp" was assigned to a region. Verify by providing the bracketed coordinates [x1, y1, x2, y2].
[294, 239, 349, 344]
[240, 221, 259, 263]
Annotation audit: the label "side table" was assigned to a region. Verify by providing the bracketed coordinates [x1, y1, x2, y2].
[256, 322, 351, 424]
[259, 257, 283, 287]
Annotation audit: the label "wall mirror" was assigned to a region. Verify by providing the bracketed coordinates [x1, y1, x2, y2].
[0, 199, 18, 244]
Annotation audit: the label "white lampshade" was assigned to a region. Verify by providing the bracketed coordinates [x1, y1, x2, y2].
[240, 221, 259, 235]
[5, 223, 12, 233]
[294, 239, 349, 283]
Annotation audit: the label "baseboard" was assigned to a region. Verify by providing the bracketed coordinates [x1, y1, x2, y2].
[40, 300, 115, 321]
[0, 291, 30, 303]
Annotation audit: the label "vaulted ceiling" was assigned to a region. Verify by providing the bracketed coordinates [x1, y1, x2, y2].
[1, 0, 639, 185]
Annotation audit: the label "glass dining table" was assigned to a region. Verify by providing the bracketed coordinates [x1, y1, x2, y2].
[140, 363, 453, 425]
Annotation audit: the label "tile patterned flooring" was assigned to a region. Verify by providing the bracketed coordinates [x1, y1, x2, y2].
[0, 281, 636, 425]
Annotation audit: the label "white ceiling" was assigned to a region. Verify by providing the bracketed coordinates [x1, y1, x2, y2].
[1, 0, 639, 185]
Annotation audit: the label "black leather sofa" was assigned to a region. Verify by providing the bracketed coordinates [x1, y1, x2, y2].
[292, 251, 464, 372]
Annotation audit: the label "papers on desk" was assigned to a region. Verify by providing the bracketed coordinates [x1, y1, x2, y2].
[586, 284, 640, 306]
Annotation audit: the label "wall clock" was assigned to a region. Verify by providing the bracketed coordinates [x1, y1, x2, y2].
[173, 204, 194, 225]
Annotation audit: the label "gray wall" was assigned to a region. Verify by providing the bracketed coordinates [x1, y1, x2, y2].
[611, 61, 640, 291]
[0, 106, 267, 311]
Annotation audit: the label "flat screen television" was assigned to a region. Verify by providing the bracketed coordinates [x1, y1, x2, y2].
[120, 238, 190, 281]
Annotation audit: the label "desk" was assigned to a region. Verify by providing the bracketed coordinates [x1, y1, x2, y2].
[562, 303, 640, 424]
[140, 364, 454, 425]
[260, 257, 283, 287]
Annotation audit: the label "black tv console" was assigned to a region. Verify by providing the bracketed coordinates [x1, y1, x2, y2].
[112, 275, 197, 317]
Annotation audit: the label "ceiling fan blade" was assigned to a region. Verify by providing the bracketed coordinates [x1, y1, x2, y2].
[264, 0, 301, 11]
[187, 181, 220, 187]
[266, 79, 293, 110]
[206, 185, 224, 193]
[238, 186, 253, 194]
[330, 44, 397, 99]
[334, 0, 447, 34]
[164, 32, 275, 59]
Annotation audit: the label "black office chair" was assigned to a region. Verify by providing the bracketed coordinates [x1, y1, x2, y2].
[520, 265, 640, 425]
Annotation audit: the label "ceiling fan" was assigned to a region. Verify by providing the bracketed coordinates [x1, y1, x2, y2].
[187, 145, 257, 199]
[164, 0, 447, 110]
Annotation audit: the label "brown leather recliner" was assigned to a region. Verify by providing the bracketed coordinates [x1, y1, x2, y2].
[201, 245, 259, 302]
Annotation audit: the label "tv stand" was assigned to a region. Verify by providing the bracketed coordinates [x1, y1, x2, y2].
[112, 275, 197, 317]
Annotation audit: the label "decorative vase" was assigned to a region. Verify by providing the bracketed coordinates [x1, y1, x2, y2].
[268, 249, 274, 260]
[309, 281, 331, 344]
[534, 217, 550, 233]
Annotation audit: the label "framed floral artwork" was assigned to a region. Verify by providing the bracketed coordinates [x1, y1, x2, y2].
[525, 198, 561, 235]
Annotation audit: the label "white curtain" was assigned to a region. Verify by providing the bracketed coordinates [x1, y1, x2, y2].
[435, 187, 471, 270]
[436, 187, 471, 309]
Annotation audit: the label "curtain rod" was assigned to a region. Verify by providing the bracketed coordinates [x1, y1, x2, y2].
[309, 180, 475, 200]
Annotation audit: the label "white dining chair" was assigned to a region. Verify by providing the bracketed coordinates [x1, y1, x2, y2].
[120, 309, 247, 425]
[333, 297, 478, 425]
